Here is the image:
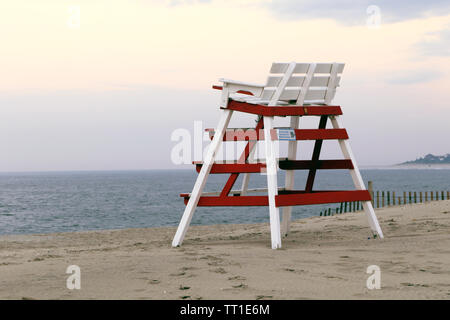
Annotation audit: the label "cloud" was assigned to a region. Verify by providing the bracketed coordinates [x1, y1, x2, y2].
[267, 0, 450, 24]
[385, 70, 443, 84]
[415, 26, 450, 57]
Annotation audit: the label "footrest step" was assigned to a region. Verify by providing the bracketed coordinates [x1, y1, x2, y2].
[181, 190, 371, 207]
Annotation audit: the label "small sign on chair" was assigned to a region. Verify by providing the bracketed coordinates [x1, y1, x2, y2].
[277, 128, 296, 141]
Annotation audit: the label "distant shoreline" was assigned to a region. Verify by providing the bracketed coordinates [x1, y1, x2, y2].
[360, 164, 450, 170]
[392, 164, 450, 169]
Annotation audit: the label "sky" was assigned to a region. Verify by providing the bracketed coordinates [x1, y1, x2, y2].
[0, 0, 449, 171]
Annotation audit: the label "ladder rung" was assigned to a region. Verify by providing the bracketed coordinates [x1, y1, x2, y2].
[208, 128, 348, 141]
[275, 190, 371, 207]
[279, 159, 354, 170]
[195, 163, 266, 174]
[181, 190, 371, 207]
[193, 159, 353, 174]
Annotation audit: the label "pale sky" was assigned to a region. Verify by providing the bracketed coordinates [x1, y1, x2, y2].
[0, 0, 449, 171]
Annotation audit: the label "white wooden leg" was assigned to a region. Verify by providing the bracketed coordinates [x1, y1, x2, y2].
[362, 201, 383, 238]
[281, 116, 300, 236]
[263, 116, 282, 249]
[172, 110, 233, 247]
[330, 115, 384, 238]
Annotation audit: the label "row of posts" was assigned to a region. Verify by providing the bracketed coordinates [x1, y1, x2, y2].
[368, 181, 450, 208]
[319, 201, 362, 216]
[319, 181, 450, 216]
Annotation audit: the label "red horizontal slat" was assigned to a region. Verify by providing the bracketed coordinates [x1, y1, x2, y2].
[209, 128, 348, 141]
[224, 100, 343, 117]
[196, 163, 266, 174]
[180, 190, 371, 207]
[220, 128, 264, 141]
[294, 129, 348, 140]
[275, 190, 371, 207]
[196, 196, 268, 206]
[279, 159, 354, 170]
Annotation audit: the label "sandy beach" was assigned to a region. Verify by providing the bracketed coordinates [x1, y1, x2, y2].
[0, 200, 449, 300]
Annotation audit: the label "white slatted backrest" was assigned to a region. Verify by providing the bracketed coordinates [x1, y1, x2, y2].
[268, 62, 296, 106]
[296, 63, 316, 105]
[324, 62, 340, 105]
[262, 62, 345, 105]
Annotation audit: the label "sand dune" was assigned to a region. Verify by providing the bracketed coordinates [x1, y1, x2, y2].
[0, 201, 449, 300]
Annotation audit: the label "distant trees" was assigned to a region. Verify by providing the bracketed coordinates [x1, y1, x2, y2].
[403, 153, 450, 164]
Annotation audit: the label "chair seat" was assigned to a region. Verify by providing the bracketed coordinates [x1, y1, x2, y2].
[230, 93, 289, 105]
[230, 93, 327, 106]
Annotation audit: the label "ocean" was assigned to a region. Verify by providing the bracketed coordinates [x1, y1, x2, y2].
[1, 169, 449, 235]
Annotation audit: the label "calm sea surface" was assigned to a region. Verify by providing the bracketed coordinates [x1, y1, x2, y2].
[1, 169, 449, 235]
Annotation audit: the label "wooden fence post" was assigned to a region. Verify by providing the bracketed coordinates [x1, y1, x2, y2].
[320, 189, 449, 216]
[376, 191, 379, 208]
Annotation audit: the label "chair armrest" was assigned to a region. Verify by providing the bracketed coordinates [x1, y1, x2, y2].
[218, 78, 265, 97]
[219, 78, 265, 88]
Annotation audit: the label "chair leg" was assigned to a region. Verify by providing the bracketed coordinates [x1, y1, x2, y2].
[263, 116, 282, 249]
[330, 115, 384, 239]
[172, 110, 233, 247]
[281, 116, 300, 236]
[362, 200, 384, 238]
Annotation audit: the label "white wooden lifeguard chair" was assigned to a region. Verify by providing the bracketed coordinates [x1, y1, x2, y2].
[173, 62, 384, 249]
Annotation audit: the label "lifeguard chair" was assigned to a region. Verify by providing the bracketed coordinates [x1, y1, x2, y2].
[173, 62, 383, 249]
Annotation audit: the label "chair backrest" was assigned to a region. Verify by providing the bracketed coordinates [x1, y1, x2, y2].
[261, 62, 345, 106]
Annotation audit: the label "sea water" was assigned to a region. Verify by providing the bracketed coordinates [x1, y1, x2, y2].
[0, 169, 449, 235]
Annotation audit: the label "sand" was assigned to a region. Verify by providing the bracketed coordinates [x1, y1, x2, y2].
[0, 201, 449, 300]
